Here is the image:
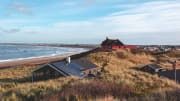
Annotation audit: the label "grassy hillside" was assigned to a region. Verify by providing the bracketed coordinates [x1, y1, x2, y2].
[0, 49, 180, 101]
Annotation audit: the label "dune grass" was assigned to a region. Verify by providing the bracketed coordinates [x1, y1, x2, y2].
[0, 49, 180, 101]
[87, 49, 179, 90]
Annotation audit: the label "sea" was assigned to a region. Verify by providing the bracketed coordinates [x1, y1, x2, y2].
[0, 45, 88, 62]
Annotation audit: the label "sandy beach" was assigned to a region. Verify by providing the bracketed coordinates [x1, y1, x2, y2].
[0, 52, 79, 69]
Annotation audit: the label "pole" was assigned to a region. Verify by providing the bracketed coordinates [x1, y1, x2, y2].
[168, 60, 178, 83]
[175, 69, 176, 83]
[32, 73, 34, 83]
[172, 60, 177, 83]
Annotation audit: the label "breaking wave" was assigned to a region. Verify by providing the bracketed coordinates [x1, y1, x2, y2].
[0, 45, 88, 62]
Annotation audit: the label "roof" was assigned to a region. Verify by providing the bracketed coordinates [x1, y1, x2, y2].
[101, 38, 124, 46]
[147, 64, 162, 70]
[72, 58, 98, 71]
[51, 62, 83, 77]
[33, 59, 98, 77]
[142, 64, 163, 70]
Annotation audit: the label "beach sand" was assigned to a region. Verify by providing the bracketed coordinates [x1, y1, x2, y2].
[0, 53, 78, 69]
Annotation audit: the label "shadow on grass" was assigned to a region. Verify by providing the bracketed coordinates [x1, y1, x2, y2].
[0, 76, 32, 83]
[130, 66, 141, 71]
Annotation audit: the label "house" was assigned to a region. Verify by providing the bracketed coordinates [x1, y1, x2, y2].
[158, 69, 180, 83]
[32, 57, 98, 81]
[101, 37, 137, 49]
[140, 64, 167, 74]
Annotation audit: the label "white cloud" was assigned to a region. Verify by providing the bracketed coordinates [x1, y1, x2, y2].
[48, 1, 180, 44]
[107, 1, 180, 32]
[0, 27, 20, 33]
[7, 1, 32, 15]
[1, 0, 180, 44]
[50, 1, 180, 34]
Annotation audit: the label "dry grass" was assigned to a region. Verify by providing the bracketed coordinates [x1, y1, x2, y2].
[0, 65, 37, 93]
[167, 50, 180, 58]
[0, 49, 180, 101]
[1, 77, 80, 101]
[154, 50, 180, 69]
[45, 79, 134, 101]
[0, 65, 36, 79]
[87, 49, 179, 91]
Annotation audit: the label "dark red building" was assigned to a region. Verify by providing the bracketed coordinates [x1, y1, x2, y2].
[101, 37, 137, 49]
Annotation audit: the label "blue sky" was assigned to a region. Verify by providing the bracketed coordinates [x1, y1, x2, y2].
[0, 0, 180, 45]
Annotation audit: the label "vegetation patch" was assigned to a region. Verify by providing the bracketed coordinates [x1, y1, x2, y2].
[0, 49, 180, 101]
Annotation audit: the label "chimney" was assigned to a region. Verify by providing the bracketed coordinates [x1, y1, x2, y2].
[106, 36, 108, 40]
[66, 57, 71, 64]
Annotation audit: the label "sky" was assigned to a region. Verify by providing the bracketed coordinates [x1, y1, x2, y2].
[0, 0, 180, 45]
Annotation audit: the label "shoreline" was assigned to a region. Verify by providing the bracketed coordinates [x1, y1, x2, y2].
[0, 52, 80, 69]
[0, 44, 96, 69]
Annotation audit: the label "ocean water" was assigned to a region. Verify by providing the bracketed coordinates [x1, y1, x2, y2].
[0, 45, 88, 62]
